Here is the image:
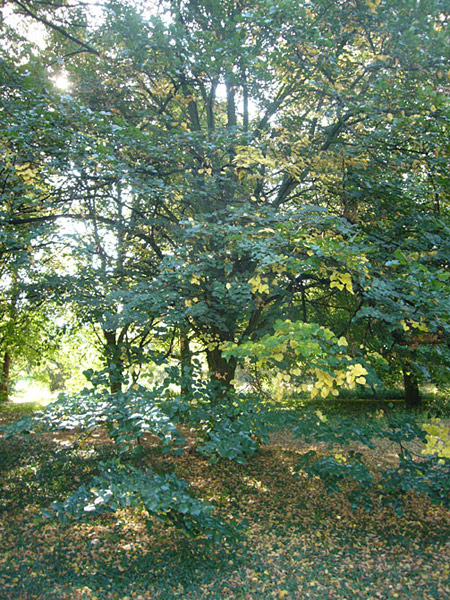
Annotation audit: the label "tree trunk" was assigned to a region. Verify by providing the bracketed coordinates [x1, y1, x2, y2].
[0, 350, 11, 403]
[402, 364, 421, 408]
[180, 329, 192, 400]
[103, 330, 123, 394]
[206, 347, 237, 391]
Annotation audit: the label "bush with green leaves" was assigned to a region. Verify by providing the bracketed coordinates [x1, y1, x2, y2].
[295, 450, 374, 510]
[2, 383, 184, 455]
[155, 365, 274, 463]
[194, 395, 273, 464]
[293, 409, 450, 512]
[3, 362, 275, 466]
[1, 366, 270, 537]
[46, 460, 233, 539]
[380, 452, 450, 512]
[424, 392, 450, 418]
[1, 375, 233, 538]
[6, 362, 450, 537]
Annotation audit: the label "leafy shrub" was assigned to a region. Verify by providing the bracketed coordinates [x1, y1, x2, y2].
[295, 450, 374, 510]
[2, 385, 184, 455]
[380, 452, 450, 511]
[293, 409, 380, 449]
[155, 366, 274, 464]
[194, 395, 273, 463]
[46, 460, 233, 539]
[293, 409, 450, 512]
[1, 369, 263, 537]
[336, 387, 405, 401]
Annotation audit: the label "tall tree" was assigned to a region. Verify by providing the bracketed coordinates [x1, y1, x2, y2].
[2, 0, 450, 400]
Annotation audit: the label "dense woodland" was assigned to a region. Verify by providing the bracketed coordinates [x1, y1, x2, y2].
[1, 1, 450, 598]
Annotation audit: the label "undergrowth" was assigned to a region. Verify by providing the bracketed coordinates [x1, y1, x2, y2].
[1, 399, 449, 599]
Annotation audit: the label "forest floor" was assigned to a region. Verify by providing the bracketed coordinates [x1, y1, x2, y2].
[0, 401, 449, 600]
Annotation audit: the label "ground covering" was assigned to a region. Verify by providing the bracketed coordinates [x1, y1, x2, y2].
[1, 402, 449, 600]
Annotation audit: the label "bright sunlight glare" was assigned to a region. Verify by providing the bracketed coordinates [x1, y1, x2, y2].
[52, 72, 71, 91]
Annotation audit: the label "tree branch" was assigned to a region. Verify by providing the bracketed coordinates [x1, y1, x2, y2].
[11, 0, 101, 56]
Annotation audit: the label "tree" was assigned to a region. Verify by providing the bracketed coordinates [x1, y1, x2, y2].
[2, 0, 450, 538]
[2, 0, 450, 398]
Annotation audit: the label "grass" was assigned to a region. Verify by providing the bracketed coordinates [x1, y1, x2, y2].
[0, 400, 449, 600]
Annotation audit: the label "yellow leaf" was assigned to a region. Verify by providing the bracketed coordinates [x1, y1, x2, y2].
[249, 274, 270, 294]
[335, 373, 346, 385]
[337, 336, 348, 347]
[16, 162, 31, 171]
[248, 275, 260, 293]
[340, 273, 354, 293]
[330, 271, 353, 294]
[274, 353, 284, 362]
[315, 409, 327, 422]
[278, 591, 289, 599]
[352, 364, 368, 377]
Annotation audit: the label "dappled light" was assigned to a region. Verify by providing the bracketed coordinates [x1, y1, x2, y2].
[1, 0, 450, 597]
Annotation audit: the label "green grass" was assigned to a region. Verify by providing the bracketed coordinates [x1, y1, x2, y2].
[0, 400, 48, 419]
[1, 401, 449, 600]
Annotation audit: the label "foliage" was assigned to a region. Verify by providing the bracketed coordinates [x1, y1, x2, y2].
[3, 0, 450, 404]
[1, 0, 450, 592]
[380, 452, 450, 512]
[1, 368, 271, 533]
[224, 318, 373, 401]
[2, 383, 184, 455]
[292, 409, 380, 448]
[194, 396, 273, 464]
[1, 401, 450, 600]
[422, 419, 450, 459]
[47, 460, 232, 540]
[156, 364, 275, 463]
[296, 450, 374, 509]
[292, 408, 450, 512]
[424, 392, 450, 417]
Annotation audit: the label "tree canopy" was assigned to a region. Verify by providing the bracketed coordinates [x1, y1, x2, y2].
[1, 0, 450, 537]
